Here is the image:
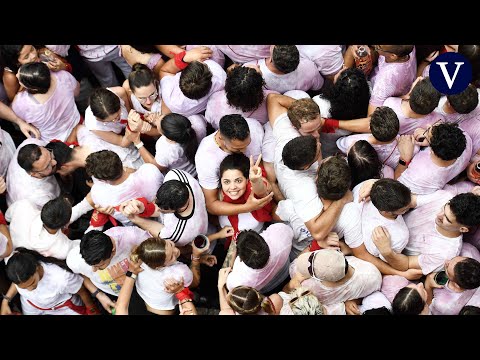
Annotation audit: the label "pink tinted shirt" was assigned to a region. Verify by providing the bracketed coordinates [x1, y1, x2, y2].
[369, 47, 417, 107]
[398, 133, 473, 194]
[380, 275, 411, 303]
[12, 71, 80, 142]
[160, 60, 226, 116]
[158, 170, 208, 247]
[186, 45, 225, 68]
[383, 97, 444, 135]
[290, 256, 382, 305]
[216, 45, 271, 64]
[226, 223, 293, 293]
[0, 127, 16, 177]
[297, 45, 344, 76]
[205, 89, 278, 129]
[430, 243, 480, 315]
[246, 58, 323, 94]
[77, 45, 118, 61]
[91, 164, 164, 225]
[195, 118, 264, 190]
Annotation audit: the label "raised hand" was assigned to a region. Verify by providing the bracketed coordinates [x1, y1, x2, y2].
[249, 154, 263, 183]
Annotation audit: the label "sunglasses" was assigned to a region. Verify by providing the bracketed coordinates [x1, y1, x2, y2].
[289, 290, 312, 306]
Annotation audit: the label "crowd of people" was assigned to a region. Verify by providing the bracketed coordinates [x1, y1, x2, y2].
[1, 44, 480, 316]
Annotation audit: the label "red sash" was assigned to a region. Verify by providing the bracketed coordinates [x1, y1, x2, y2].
[27, 298, 86, 314]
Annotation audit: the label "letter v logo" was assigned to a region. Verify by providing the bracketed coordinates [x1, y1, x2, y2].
[430, 52, 472, 95]
[437, 62, 464, 89]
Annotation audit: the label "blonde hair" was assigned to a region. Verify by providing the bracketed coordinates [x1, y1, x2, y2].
[287, 98, 320, 129]
[130, 237, 166, 269]
[288, 287, 324, 315]
[227, 286, 275, 315]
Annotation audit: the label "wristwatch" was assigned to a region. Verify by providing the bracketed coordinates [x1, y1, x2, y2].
[125, 271, 137, 280]
[398, 158, 411, 167]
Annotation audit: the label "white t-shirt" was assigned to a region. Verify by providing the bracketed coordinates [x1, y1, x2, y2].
[195, 118, 264, 190]
[216, 45, 271, 64]
[0, 127, 16, 177]
[158, 170, 208, 247]
[135, 261, 193, 311]
[245, 58, 323, 94]
[84, 88, 129, 134]
[333, 202, 364, 249]
[12, 71, 80, 142]
[66, 226, 151, 296]
[154, 115, 207, 178]
[398, 133, 473, 195]
[77, 45, 118, 61]
[6, 138, 60, 208]
[90, 164, 164, 226]
[6, 199, 77, 260]
[0, 229, 8, 259]
[272, 113, 323, 223]
[297, 45, 344, 76]
[77, 125, 144, 170]
[290, 256, 382, 305]
[18, 262, 83, 315]
[359, 291, 392, 314]
[226, 223, 293, 293]
[160, 60, 226, 116]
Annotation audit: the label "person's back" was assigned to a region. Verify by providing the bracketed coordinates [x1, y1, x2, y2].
[297, 45, 344, 80]
[0, 126, 16, 178]
[216, 45, 271, 64]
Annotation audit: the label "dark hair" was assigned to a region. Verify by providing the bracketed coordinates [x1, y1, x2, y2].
[227, 285, 275, 315]
[322, 67, 370, 119]
[130, 237, 166, 269]
[392, 287, 425, 315]
[219, 114, 250, 141]
[287, 98, 320, 129]
[449, 192, 480, 227]
[430, 123, 466, 161]
[89, 88, 120, 120]
[409, 77, 441, 115]
[0, 45, 26, 72]
[128, 63, 156, 93]
[447, 84, 479, 114]
[179, 61, 212, 100]
[272, 45, 300, 74]
[459, 305, 480, 315]
[370, 178, 411, 212]
[6, 247, 71, 284]
[386, 45, 414, 58]
[348, 140, 383, 188]
[156, 180, 189, 211]
[17, 144, 42, 172]
[46, 141, 74, 168]
[225, 66, 265, 113]
[458, 45, 480, 87]
[80, 230, 113, 266]
[236, 230, 269, 269]
[362, 306, 392, 315]
[370, 106, 399, 142]
[220, 153, 250, 180]
[41, 196, 72, 230]
[161, 113, 198, 165]
[282, 135, 318, 170]
[18, 62, 51, 94]
[316, 155, 351, 200]
[454, 257, 480, 290]
[414, 45, 444, 66]
[85, 150, 123, 181]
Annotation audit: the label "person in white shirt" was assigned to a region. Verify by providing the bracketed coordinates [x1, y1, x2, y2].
[66, 226, 150, 314]
[7, 139, 60, 208]
[86, 150, 164, 226]
[6, 197, 78, 260]
[297, 45, 344, 83]
[2, 248, 94, 315]
[216, 45, 271, 64]
[244, 45, 323, 94]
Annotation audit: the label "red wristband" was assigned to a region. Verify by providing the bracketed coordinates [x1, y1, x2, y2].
[323, 118, 339, 133]
[174, 50, 188, 70]
[175, 287, 194, 302]
[0, 211, 6, 226]
[136, 197, 156, 218]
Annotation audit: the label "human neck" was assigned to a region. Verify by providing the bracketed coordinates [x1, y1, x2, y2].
[73, 146, 91, 168]
[430, 151, 456, 167]
[401, 100, 423, 118]
[368, 135, 393, 145]
[177, 194, 193, 216]
[442, 101, 456, 114]
[109, 170, 129, 185]
[266, 57, 283, 75]
[43, 225, 59, 235]
[435, 224, 462, 238]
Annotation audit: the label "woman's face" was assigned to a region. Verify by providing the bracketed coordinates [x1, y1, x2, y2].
[221, 169, 247, 200]
[163, 240, 181, 267]
[18, 45, 38, 66]
[133, 83, 158, 108]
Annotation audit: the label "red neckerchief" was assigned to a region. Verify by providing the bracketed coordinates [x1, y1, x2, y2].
[50, 139, 80, 147]
[222, 167, 273, 248]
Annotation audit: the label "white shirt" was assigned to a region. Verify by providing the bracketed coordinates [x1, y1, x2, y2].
[66, 226, 151, 296]
[6, 138, 60, 208]
[0, 127, 16, 177]
[135, 261, 193, 311]
[6, 200, 77, 260]
[90, 164, 164, 226]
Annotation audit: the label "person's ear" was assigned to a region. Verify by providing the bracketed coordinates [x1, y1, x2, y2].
[459, 226, 470, 233]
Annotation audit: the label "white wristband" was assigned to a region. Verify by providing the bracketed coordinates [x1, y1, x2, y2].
[134, 141, 144, 149]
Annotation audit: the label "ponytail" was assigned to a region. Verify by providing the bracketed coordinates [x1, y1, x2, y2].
[161, 113, 198, 165]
